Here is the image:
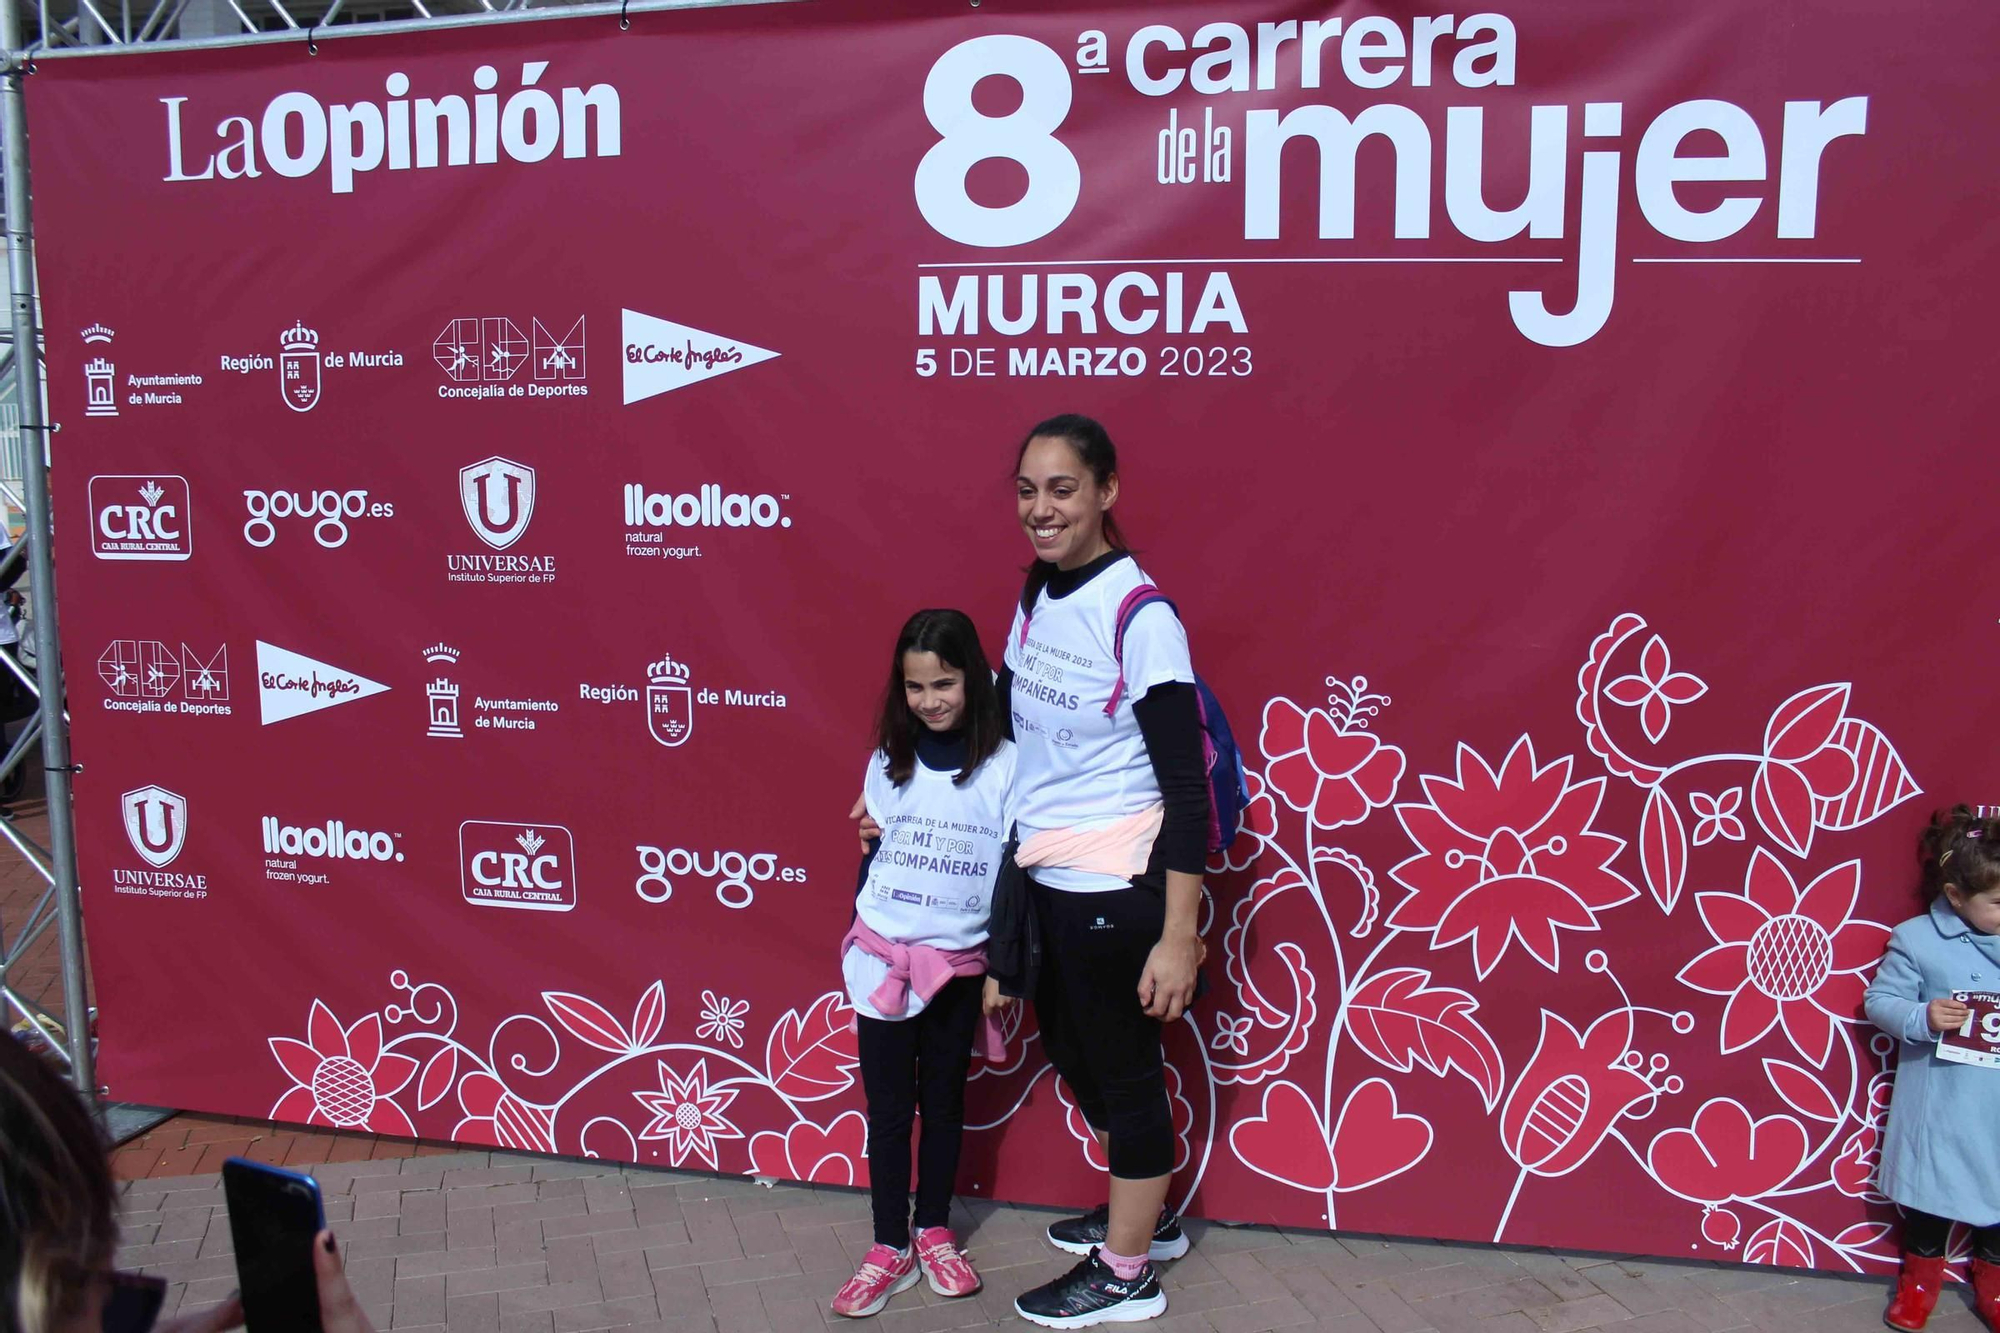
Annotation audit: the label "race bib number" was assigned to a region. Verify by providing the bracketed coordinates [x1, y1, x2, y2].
[1937, 991, 2000, 1068]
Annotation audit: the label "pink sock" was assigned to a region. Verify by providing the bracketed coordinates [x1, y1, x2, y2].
[1098, 1245, 1148, 1280]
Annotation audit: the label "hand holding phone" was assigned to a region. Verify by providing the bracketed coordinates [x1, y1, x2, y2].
[223, 1158, 326, 1333]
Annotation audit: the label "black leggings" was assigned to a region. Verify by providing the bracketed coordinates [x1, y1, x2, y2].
[856, 973, 982, 1247]
[1032, 878, 1176, 1180]
[1906, 1208, 2000, 1263]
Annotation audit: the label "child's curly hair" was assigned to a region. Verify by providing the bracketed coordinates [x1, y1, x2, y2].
[1918, 804, 2000, 902]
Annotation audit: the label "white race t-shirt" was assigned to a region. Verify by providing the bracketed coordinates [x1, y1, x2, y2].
[844, 740, 1015, 1019]
[1004, 555, 1195, 892]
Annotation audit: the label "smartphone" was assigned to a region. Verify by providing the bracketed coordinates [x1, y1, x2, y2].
[222, 1157, 326, 1333]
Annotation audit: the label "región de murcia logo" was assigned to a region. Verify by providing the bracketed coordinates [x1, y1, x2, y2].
[577, 650, 787, 747]
[280, 321, 321, 412]
[646, 653, 693, 748]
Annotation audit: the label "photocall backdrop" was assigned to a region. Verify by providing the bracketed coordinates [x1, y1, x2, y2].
[27, 0, 1998, 1272]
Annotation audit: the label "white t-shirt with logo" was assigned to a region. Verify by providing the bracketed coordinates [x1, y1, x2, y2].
[843, 740, 1015, 1020]
[1004, 556, 1195, 893]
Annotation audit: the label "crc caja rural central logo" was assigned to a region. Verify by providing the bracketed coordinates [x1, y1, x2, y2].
[459, 820, 576, 912]
[89, 475, 191, 561]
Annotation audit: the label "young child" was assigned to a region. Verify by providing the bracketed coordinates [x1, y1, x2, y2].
[832, 609, 1016, 1319]
[1865, 805, 2000, 1331]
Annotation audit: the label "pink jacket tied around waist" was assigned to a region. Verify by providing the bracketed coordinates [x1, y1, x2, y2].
[840, 919, 1007, 1061]
[1015, 804, 1164, 878]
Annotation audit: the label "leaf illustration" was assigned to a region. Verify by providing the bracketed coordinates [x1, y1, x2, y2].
[1763, 684, 1849, 764]
[1346, 968, 1505, 1111]
[1641, 786, 1688, 914]
[1814, 718, 1921, 832]
[1763, 1059, 1842, 1123]
[542, 990, 633, 1054]
[632, 980, 666, 1050]
[766, 991, 860, 1101]
[416, 1044, 457, 1111]
[1744, 1217, 1815, 1269]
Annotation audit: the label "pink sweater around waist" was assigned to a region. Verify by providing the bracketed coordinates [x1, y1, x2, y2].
[840, 919, 1006, 1061]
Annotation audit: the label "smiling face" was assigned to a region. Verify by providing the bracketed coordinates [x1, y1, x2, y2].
[1946, 880, 2000, 935]
[902, 650, 966, 732]
[1016, 434, 1118, 571]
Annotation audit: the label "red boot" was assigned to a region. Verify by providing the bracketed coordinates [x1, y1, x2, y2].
[1971, 1259, 2000, 1330]
[1885, 1254, 1947, 1331]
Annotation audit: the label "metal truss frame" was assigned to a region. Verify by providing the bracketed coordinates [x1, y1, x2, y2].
[24, 0, 784, 55]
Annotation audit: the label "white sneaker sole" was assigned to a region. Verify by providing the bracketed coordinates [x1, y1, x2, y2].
[1046, 1232, 1189, 1262]
[1013, 1291, 1169, 1328]
[832, 1265, 920, 1318]
[923, 1268, 982, 1298]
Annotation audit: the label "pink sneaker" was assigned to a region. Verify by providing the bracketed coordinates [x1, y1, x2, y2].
[914, 1226, 981, 1298]
[832, 1243, 919, 1318]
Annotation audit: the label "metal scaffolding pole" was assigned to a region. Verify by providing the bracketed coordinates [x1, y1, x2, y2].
[0, 0, 94, 1102]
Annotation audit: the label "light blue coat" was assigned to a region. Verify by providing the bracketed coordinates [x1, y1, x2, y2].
[1864, 897, 2000, 1225]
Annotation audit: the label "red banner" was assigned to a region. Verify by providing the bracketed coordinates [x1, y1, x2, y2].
[27, 0, 1995, 1271]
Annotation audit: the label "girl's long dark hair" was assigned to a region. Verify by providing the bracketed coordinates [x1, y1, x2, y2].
[1015, 413, 1127, 616]
[1919, 803, 2000, 905]
[874, 609, 1004, 787]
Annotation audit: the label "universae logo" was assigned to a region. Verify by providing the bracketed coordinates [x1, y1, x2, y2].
[121, 784, 188, 868]
[459, 456, 536, 550]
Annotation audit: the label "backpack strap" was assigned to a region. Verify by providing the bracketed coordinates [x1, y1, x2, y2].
[1106, 584, 1178, 717]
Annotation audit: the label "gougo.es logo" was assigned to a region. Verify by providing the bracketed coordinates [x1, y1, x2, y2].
[634, 844, 804, 910]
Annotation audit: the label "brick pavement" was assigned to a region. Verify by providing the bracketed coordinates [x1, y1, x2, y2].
[116, 1148, 1992, 1333]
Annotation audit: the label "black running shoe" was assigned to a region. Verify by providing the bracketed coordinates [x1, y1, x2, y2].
[1045, 1205, 1189, 1261]
[1014, 1250, 1167, 1328]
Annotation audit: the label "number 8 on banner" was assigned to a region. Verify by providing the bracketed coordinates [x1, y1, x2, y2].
[916, 35, 1080, 247]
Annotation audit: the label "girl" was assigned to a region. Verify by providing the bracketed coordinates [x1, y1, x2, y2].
[1865, 805, 2000, 1331]
[1001, 414, 1205, 1329]
[832, 609, 1016, 1319]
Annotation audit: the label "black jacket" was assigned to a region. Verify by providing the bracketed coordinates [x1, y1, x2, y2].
[985, 835, 1040, 999]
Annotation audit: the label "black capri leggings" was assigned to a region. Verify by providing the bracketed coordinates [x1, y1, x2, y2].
[1031, 877, 1176, 1180]
[1905, 1208, 2000, 1264]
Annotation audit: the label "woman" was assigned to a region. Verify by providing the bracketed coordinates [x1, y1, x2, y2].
[0, 1035, 372, 1333]
[999, 413, 1206, 1328]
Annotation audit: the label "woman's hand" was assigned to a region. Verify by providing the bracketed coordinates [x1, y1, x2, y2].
[1929, 996, 1972, 1034]
[1139, 928, 1204, 1022]
[314, 1231, 380, 1333]
[848, 794, 881, 852]
[982, 975, 1016, 1015]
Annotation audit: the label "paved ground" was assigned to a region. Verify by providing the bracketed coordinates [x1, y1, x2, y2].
[115, 1144, 1988, 1333]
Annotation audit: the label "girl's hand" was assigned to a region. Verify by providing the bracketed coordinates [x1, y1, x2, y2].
[1929, 996, 1972, 1034]
[1139, 929, 1204, 1022]
[848, 794, 881, 852]
[982, 976, 1015, 1015]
